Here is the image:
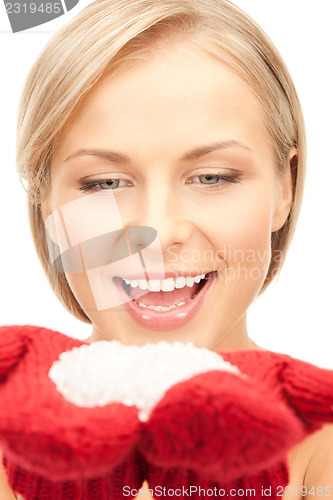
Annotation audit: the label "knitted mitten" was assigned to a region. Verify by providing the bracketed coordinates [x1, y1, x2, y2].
[0, 325, 333, 500]
[0, 325, 146, 499]
[143, 350, 333, 499]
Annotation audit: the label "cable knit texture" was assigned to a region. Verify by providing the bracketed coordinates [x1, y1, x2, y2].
[0, 325, 332, 500]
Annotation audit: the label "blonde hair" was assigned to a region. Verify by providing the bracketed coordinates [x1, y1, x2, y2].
[17, 0, 306, 323]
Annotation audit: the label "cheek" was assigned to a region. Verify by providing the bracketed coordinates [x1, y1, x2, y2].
[65, 273, 97, 313]
[229, 209, 272, 260]
[203, 194, 274, 278]
[45, 191, 166, 315]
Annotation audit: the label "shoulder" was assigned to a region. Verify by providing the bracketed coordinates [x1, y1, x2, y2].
[304, 424, 333, 490]
[282, 426, 333, 499]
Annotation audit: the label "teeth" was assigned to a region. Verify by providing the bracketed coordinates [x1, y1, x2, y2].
[138, 279, 148, 290]
[185, 277, 195, 287]
[147, 280, 160, 292]
[175, 276, 186, 289]
[135, 301, 188, 311]
[148, 305, 170, 311]
[122, 274, 206, 292]
[161, 278, 175, 292]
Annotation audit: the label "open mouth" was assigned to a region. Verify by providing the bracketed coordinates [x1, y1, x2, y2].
[113, 271, 217, 330]
[114, 271, 217, 312]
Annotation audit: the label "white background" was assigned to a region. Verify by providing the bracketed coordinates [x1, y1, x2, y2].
[0, 1, 332, 366]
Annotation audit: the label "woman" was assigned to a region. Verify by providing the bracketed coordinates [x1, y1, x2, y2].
[1, 0, 332, 497]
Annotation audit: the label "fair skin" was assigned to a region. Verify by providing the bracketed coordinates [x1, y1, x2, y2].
[1, 44, 332, 498]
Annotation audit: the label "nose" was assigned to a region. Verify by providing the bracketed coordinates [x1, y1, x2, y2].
[125, 183, 194, 255]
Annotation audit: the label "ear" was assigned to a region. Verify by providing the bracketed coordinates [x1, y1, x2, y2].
[271, 148, 297, 233]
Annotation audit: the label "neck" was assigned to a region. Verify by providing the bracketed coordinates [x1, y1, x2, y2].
[213, 314, 264, 352]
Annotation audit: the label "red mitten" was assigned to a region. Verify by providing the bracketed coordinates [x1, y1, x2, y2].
[0, 325, 146, 500]
[141, 369, 302, 481]
[0, 325, 30, 381]
[222, 349, 333, 428]
[143, 350, 333, 499]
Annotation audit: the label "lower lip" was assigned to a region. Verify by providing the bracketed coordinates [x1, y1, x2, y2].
[114, 273, 217, 330]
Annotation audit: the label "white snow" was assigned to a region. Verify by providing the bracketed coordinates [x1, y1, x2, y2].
[49, 341, 240, 422]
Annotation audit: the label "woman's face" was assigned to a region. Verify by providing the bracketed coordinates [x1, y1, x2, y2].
[45, 44, 292, 350]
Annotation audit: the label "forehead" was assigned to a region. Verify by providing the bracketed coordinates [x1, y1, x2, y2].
[55, 45, 272, 165]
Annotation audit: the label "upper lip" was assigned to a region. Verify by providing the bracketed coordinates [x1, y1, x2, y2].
[115, 271, 215, 280]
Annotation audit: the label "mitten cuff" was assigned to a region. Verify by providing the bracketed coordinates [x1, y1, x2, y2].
[3, 450, 146, 500]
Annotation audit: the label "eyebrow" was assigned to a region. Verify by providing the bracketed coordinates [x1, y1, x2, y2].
[64, 140, 253, 164]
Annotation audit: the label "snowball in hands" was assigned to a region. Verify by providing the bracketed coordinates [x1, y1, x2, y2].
[48, 341, 241, 421]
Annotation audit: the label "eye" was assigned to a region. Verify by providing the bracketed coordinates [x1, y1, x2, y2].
[187, 173, 239, 188]
[197, 174, 222, 185]
[78, 178, 129, 192]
